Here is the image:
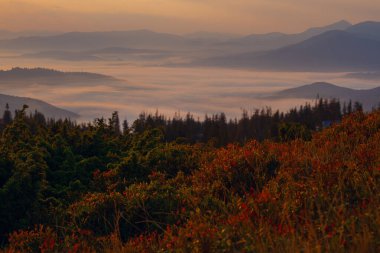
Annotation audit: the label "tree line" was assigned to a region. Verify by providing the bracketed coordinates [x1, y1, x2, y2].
[130, 98, 363, 145]
[1, 99, 365, 147]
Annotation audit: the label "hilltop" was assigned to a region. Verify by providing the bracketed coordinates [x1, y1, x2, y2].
[0, 93, 78, 119]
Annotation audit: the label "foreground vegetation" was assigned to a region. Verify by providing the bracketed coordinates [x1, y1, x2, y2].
[0, 104, 379, 252]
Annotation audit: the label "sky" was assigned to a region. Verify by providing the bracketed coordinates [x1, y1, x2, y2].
[0, 0, 379, 34]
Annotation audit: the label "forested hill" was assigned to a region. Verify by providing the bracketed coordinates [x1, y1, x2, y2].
[274, 82, 380, 111]
[0, 93, 78, 119]
[0, 101, 379, 252]
[0, 67, 118, 83]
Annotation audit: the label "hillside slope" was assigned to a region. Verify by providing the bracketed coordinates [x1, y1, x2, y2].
[215, 20, 352, 53]
[273, 82, 380, 110]
[198, 30, 380, 71]
[2, 107, 379, 252]
[0, 93, 78, 119]
[0, 67, 122, 88]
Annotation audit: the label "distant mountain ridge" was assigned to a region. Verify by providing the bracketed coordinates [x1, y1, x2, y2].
[2, 20, 380, 71]
[215, 20, 352, 53]
[183, 31, 240, 43]
[196, 22, 380, 71]
[0, 30, 192, 51]
[346, 21, 380, 41]
[0, 67, 121, 87]
[0, 67, 112, 79]
[0, 20, 354, 54]
[273, 82, 380, 110]
[0, 93, 78, 119]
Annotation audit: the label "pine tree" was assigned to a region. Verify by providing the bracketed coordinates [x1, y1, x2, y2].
[347, 100, 353, 114]
[109, 111, 121, 135]
[342, 102, 347, 115]
[122, 119, 129, 134]
[2, 103, 12, 125]
[354, 101, 363, 112]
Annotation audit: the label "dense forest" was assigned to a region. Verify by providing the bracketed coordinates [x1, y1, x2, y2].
[128, 98, 362, 145]
[0, 99, 379, 252]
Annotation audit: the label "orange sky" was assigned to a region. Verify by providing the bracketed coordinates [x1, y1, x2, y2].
[1, 0, 379, 34]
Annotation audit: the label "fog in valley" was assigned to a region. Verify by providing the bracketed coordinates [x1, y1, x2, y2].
[0, 53, 379, 122]
[1, 19, 380, 121]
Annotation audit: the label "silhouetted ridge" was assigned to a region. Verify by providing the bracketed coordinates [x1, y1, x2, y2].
[274, 82, 380, 110]
[0, 67, 116, 80]
[346, 21, 380, 40]
[0, 93, 78, 119]
[198, 30, 380, 71]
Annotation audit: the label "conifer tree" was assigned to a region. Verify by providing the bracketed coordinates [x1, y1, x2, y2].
[2, 103, 12, 125]
[122, 119, 129, 134]
[109, 111, 121, 135]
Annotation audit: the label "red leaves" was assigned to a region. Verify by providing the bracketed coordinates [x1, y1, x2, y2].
[68, 243, 80, 253]
[256, 191, 273, 204]
[8, 225, 58, 253]
[5, 110, 380, 252]
[40, 238, 55, 253]
[324, 224, 336, 238]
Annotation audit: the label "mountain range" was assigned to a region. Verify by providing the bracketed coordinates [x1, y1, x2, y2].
[199, 29, 380, 71]
[2, 20, 380, 71]
[194, 21, 380, 71]
[0, 20, 353, 53]
[346, 21, 380, 40]
[212, 20, 352, 53]
[0, 30, 191, 51]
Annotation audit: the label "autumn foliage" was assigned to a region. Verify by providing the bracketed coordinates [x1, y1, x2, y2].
[1, 109, 379, 252]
